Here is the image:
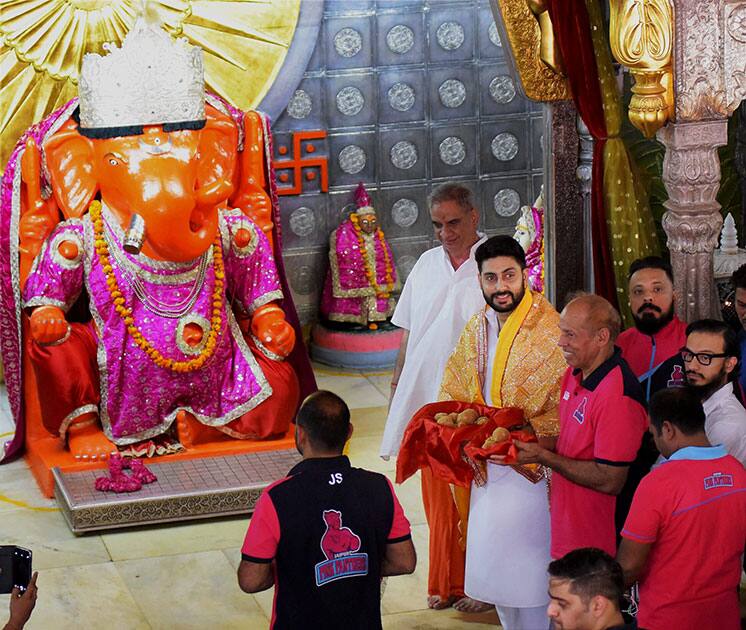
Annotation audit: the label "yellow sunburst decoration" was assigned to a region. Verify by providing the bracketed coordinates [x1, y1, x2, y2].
[0, 0, 301, 166]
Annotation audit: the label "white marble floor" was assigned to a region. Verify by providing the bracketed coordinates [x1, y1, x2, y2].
[0, 367, 500, 629]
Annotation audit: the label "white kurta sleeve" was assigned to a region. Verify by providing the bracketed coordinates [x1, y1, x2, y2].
[391, 261, 419, 331]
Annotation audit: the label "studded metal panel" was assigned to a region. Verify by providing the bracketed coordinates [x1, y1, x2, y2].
[272, 0, 544, 323]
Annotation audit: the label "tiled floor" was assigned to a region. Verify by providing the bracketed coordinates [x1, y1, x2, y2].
[0, 368, 500, 629]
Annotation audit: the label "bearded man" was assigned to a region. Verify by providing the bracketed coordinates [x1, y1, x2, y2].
[437, 235, 566, 629]
[681, 319, 746, 465]
[616, 257, 687, 400]
[615, 257, 687, 536]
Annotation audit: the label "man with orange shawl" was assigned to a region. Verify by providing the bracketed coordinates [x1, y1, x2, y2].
[436, 235, 566, 629]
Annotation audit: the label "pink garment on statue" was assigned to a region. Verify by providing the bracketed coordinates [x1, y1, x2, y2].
[525, 206, 544, 294]
[23, 207, 283, 446]
[320, 219, 397, 326]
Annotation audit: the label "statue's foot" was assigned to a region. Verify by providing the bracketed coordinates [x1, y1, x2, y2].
[67, 420, 117, 462]
[176, 410, 227, 448]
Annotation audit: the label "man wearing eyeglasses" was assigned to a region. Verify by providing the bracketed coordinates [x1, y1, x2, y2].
[679, 319, 746, 466]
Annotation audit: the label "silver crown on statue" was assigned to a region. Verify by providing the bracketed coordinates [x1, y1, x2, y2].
[78, 4, 205, 132]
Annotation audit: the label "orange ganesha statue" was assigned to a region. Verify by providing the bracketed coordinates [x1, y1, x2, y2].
[0, 14, 315, 464]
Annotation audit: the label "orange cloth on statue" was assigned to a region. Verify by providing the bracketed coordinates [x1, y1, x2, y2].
[27, 321, 298, 442]
[220, 337, 300, 439]
[421, 466, 465, 600]
[26, 321, 100, 438]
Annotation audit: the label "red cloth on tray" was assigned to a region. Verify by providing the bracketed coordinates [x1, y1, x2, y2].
[395, 401, 524, 487]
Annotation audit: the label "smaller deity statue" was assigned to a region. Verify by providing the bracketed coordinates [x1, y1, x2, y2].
[513, 189, 545, 294]
[320, 183, 398, 330]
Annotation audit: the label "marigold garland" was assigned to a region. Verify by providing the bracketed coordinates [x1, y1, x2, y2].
[350, 214, 394, 298]
[89, 200, 224, 373]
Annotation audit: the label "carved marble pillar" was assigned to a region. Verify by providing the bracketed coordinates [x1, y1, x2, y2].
[576, 116, 594, 292]
[658, 120, 728, 321]
[736, 101, 746, 239]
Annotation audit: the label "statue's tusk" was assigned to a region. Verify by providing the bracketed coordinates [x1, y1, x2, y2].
[123, 213, 147, 254]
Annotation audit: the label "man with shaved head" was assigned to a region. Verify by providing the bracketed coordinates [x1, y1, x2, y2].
[514, 294, 648, 559]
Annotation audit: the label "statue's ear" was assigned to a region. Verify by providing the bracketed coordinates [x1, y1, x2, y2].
[42, 119, 97, 218]
[195, 104, 238, 206]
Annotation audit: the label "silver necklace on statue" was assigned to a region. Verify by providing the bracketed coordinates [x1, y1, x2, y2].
[104, 222, 210, 319]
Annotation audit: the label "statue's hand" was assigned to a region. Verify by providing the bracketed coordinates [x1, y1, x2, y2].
[30, 305, 69, 345]
[230, 112, 273, 247]
[19, 138, 60, 282]
[251, 304, 295, 358]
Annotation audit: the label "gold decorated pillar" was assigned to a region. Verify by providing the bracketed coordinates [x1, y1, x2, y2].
[609, 0, 674, 139]
[611, 0, 746, 321]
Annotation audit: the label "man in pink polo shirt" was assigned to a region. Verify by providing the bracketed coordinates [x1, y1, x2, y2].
[617, 387, 746, 630]
[514, 295, 648, 559]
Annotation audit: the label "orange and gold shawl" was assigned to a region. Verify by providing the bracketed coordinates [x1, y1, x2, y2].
[437, 290, 566, 544]
[438, 290, 565, 436]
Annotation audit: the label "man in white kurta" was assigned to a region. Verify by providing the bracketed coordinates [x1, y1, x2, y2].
[467, 307, 553, 630]
[438, 235, 566, 628]
[380, 183, 487, 610]
[378, 237, 486, 458]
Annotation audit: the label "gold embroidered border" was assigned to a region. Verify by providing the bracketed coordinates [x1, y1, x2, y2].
[250, 333, 284, 362]
[59, 404, 99, 440]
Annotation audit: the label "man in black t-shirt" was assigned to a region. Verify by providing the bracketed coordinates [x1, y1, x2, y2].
[238, 391, 416, 630]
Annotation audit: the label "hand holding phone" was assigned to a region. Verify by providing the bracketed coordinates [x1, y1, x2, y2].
[0, 547, 32, 594]
[6, 571, 38, 630]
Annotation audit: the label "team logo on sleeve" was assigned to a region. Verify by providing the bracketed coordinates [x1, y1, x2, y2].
[703, 472, 734, 490]
[573, 397, 588, 424]
[315, 509, 369, 586]
[667, 365, 685, 387]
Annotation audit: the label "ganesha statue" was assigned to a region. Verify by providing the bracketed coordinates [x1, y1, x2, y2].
[320, 183, 399, 330]
[513, 189, 546, 294]
[0, 13, 314, 466]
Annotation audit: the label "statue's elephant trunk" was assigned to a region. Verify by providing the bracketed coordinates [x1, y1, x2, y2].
[41, 104, 239, 263]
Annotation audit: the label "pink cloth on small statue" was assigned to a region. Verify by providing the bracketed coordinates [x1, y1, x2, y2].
[23, 208, 283, 446]
[525, 206, 544, 294]
[320, 219, 396, 325]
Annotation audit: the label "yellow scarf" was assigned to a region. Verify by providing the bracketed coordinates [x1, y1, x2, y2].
[489, 289, 533, 407]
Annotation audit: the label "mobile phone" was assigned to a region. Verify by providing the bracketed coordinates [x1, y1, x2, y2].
[0, 546, 32, 593]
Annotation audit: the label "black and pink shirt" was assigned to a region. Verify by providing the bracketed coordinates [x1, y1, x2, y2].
[242, 456, 411, 629]
[552, 349, 648, 558]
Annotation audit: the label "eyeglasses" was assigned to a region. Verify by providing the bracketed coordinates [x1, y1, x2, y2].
[680, 348, 729, 366]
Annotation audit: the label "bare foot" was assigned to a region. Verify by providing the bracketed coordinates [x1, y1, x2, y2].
[427, 595, 457, 610]
[453, 597, 493, 613]
[67, 421, 116, 462]
[176, 409, 226, 448]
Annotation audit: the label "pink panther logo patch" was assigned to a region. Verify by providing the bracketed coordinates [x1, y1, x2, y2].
[573, 397, 588, 424]
[320, 509, 361, 560]
[667, 365, 685, 388]
[315, 510, 369, 586]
